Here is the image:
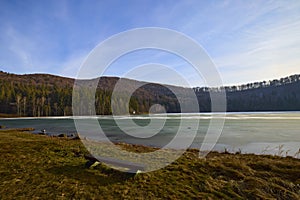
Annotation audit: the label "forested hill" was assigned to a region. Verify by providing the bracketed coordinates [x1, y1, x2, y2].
[0, 70, 299, 116]
[194, 74, 300, 112]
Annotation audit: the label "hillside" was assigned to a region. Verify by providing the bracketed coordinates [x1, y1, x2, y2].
[195, 75, 300, 112]
[0, 70, 300, 116]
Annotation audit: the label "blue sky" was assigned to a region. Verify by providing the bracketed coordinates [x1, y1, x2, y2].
[0, 0, 300, 87]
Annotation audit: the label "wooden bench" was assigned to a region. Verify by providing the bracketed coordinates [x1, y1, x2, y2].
[84, 154, 145, 174]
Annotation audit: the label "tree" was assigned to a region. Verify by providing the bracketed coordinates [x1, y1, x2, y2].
[16, 94, 21, 116]
[23, 96, 26, 116]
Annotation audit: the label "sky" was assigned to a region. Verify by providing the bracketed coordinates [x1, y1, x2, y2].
[0, 0, 300, 87]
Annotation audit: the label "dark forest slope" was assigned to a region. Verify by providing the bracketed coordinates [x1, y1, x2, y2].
[0, 70, 299, 116]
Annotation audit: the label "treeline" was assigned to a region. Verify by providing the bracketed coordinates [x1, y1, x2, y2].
[0, 80, 72, 116]
[0, 72, 180, 116]
[0, 71, 299, 116]
[194, 74, 300, 92]
[194, 74, 300, 112]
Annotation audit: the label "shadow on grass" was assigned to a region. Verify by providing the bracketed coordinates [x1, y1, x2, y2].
[48, 163, 136, 186]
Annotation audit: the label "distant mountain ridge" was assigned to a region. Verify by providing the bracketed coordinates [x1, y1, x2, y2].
[0, 70, 299, 116]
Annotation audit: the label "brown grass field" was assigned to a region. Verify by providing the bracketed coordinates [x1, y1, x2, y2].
[0, 129, 299, 199]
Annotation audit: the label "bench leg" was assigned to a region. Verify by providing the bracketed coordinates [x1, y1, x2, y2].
[127, 169, 143, 175]
[85, 160, 98, 168]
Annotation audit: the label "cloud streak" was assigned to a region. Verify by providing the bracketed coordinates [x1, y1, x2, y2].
[0, 0, 299, 87]
[212, 2, 300, 85]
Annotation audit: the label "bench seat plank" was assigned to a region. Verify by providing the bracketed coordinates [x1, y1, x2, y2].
[84, 154, 145, 173]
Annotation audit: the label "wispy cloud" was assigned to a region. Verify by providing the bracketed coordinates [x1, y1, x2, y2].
[0, 0, 299, 86]
[212, 2, 300, 85]
[59, 50, 89, 78]
[6, 27, 34, 69]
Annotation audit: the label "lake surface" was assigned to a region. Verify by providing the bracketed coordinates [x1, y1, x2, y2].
[1, 112, 299, 157]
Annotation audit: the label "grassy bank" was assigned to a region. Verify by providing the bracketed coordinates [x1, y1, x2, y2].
[0, 113, 20, 118]
[0, 129, 299, 199]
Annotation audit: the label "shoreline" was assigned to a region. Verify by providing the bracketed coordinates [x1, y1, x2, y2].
[1, 110, 300, 118]
[1, 127, 299, 159]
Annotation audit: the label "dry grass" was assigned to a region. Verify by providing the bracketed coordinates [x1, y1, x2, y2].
[0, 129, 299, 199]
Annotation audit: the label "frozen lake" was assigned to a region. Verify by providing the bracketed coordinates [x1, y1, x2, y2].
[1, 112, 299, 157]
